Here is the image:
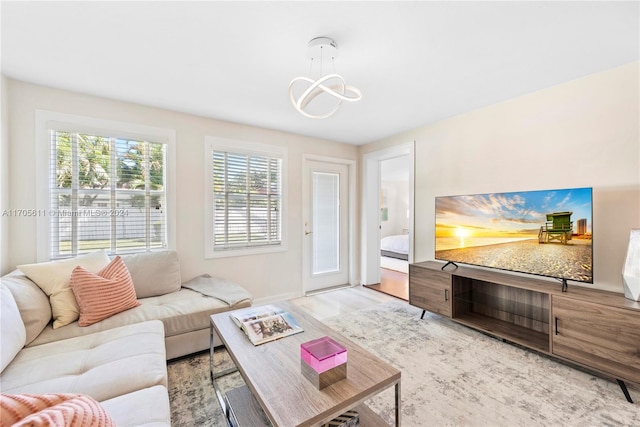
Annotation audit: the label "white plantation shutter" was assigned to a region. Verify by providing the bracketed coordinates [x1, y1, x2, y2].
[210, 147, 282, 251]
[49, 130, 167, 258]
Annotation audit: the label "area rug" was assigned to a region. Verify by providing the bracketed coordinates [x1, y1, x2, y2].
[167, 300, 639, 426]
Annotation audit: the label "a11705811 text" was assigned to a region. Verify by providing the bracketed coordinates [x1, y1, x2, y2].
[1, 209, 129, 217]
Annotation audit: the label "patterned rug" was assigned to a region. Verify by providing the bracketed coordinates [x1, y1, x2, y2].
[167, 300, 639, 426]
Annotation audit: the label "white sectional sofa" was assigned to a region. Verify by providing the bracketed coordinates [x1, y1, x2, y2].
[0, 250, 252, 426]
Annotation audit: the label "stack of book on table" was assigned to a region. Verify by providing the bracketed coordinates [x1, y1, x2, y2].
[321, 410, 360, 427]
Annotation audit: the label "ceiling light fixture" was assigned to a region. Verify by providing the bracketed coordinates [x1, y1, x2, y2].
[289, 37, 362, 119]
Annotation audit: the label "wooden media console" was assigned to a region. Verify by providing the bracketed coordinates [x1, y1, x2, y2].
[409, 261, 640, 403]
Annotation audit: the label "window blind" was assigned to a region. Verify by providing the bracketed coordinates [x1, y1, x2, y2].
[49, 130, 167, 258]
[212, 149, 282, 250]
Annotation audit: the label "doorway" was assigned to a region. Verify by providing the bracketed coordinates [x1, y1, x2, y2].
[361, 143, 414, 299]
[302, 156, 356, 293]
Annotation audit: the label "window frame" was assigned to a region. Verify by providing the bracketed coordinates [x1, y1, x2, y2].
[204, 137, 288, 259]
[36, 110, 176, 261]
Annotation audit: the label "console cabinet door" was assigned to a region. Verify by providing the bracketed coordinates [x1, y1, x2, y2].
[552, 296, 640, 383]
[409, 265, 452, 317]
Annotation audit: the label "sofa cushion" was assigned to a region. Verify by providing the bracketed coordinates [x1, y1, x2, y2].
[0, 393, 116, 427]
[0, 286, 26, 373]
[100, 386, 171, 427]
[17, 250, 111, 329]
[1, 271, 52, 345]
[28, 288, 251, 347]
[0, 321, 167, 402]
[120, 251, 181, 298]
[70, 256, 141, 326]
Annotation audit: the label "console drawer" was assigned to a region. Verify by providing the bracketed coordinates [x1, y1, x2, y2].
[409, 265, 451, 317]
[552, 296, 640, 383]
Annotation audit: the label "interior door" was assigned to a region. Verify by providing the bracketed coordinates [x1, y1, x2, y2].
[303, 160, 349, 293]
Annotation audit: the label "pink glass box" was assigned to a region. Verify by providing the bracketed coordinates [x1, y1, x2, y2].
[300, 336, 347, 373]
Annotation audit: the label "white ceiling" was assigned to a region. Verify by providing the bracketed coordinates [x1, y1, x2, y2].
[2, 1, 638, 145]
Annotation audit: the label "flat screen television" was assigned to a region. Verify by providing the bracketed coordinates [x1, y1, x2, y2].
[435, 187, 593, 286]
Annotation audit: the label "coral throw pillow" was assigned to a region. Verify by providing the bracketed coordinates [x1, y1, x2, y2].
[0, 393, 116, 427]
[70, 256, 141, 327]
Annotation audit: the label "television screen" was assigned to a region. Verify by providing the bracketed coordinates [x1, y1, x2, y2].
[435, 187, 593, 283]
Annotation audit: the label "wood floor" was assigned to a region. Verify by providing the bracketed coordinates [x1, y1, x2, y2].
[364, 268, 409, 301]
[290, 285, 396, 320]
[289, 268, 408, 320]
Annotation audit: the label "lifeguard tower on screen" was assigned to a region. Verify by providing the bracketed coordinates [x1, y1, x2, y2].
[538, 211, 573, 244]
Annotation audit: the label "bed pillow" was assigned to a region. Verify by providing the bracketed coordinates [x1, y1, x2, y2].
[0, 393, 116, 427]
[0, 286, 27, 373]
[70, 256, 140, 326]
[17, 250, 111, 329]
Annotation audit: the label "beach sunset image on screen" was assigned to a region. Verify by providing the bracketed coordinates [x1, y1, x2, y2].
[435, 188, 593, 283]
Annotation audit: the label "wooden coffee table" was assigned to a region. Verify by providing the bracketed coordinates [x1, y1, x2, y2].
[210, 301, 401, 426]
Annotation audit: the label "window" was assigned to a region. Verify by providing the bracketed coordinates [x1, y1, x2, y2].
[205, 138, 287, 258]
[36, 111, 175, 261]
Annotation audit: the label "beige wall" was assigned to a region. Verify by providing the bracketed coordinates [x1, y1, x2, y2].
[380, 181, 410, 238]
[5, 62, 639, 297]
[4, 78, 358, 301]
[1, 75, 9, 274]
[361, 62, 640, 293]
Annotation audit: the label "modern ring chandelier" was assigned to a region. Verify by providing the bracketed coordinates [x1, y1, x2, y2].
[289, 37, 362, 119]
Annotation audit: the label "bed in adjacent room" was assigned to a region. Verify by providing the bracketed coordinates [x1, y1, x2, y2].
[380, 234, 409, 260]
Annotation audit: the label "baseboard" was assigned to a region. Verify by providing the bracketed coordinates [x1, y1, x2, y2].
[304, 283, 353, 296]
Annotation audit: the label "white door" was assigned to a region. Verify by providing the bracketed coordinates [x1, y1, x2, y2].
[303, 160, 349, 293]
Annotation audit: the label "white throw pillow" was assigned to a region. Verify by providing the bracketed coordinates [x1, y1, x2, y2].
[17, 250, 111, 329]
[1, 271, 52, 344]
[1, 285, 27, 373]
[120, 250, 181, 298]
